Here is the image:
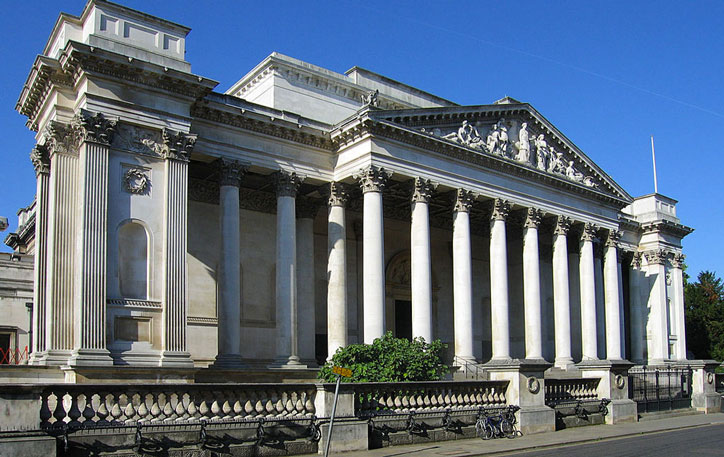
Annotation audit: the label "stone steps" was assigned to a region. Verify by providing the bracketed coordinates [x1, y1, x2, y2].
[638, 408, 703, 421]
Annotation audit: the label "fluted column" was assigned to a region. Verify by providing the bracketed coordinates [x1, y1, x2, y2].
[604, 230, 623, 361]
[553, 215, 573, 368]
[670, 253, 687, 361]
[453, 189, 475, 362]
[490, 199, 511, 361]
[629, 253, 644, 363]
[212, 158, 247, 369]
[28, 145, 50, 364]
[159, 129, 196, 367]
[523, 208, 543, 360]
[296, 198, 319, 366]
[644, 249, 669, 365]
[326, 183, 348, 359]
[272, 170, 304, 367]
[411, 177, 435, 342]
[355, 166, 391, 344]
[594, 243, 606, 358]
[579, 223, 598, 361]
[69, 111, 117, 366]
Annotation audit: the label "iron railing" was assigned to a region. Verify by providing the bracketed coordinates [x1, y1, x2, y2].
[628, 365, 692, 413]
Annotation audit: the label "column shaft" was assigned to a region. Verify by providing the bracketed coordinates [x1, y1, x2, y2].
[29, 146, 50, 363]
[522, 208, 543, 360]
[490, 199, 511, 360]
[670, 254, 687, 360]
[296, 201, 317, 366]
[553, 216, 573, 368]
[629, 254, 644, 363]
[327, 186, 348, 358]
[579, 224, 598, 360]
[604, 232, 622, 360]
[411, 178, 434, 342]
[453, 190, 474, 361]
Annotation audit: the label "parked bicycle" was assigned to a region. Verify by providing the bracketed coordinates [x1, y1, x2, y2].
[475, 405, 521, 440]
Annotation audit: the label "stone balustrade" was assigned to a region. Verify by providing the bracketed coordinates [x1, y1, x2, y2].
[544, 378, 600, 406]
[38, 383, 317, 428]
[353, 380, 509, 417]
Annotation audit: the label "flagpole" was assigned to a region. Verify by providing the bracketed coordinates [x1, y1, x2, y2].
[650, 135, 658, 194]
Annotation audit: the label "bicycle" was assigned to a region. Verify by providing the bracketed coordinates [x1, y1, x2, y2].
[475, 406, 520, 440]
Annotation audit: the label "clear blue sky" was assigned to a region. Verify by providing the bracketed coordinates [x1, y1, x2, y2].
[1, 1, 722, 280]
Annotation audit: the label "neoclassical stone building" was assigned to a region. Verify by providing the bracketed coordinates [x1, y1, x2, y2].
[16, 0, 692, 375]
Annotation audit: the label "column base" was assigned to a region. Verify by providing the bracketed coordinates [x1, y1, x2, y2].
[554, 357, 575, 370]
[158, 350, 194, 368]
[269, 356, 309, 369]
[209, 354, 247, 370]
[68, 348, 113, 367]
[27, 351, 47, 366]
[33, 349, 73, 366]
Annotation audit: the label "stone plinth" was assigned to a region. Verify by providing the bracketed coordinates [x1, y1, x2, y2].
[578, 359, 637, 424]
[683, 360, 721, 414]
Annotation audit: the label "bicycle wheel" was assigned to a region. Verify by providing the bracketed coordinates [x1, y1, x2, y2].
[500, 419, 514, 438]
[482, 421, 494, 440]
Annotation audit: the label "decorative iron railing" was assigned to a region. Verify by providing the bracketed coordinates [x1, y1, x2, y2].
[628, 365, 692, 413]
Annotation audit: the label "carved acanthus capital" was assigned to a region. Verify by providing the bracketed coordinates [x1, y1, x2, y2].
[644, 249, 668, 266]
[161, 128, 197, 162]
[323, 182, 349, 207]
[453, 189, 475, 213]
[44, 121, 77, 156]
[581, 223, 598, 242]
[554, 215, 572, 236]
[670, 252, 685, 269]
[631, 251, 643, 269]
[491, 199, 511, 221]
[29, 144, 50, 175]
[524, 208, 543, 229]
[411, 177, 436, 203]
[296, 197, 321, 219]
[216, 158, 247, 187]
[274, 170, 304, 197]
[604, 230, 622, 249]
[355, 165, 391, 193]
[71, 110, 118, 146]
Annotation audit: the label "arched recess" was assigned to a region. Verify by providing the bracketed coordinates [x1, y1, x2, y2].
[385, 250, 439, 339]
[117, 219, 151, 300]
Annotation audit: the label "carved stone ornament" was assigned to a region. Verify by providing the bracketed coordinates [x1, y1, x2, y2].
[324, 182, 349, 207]
[604, 230, 622, 248]
[160, 128, 197, 162]
[524, 208, 543, 228]
[554, 215, 572, 236]
[631, 251, 643, 269]
[274, 170, 304, 197]
[411, 177, 436, 203]
[361, 89, 379, 107]
[527, 377, 540, 394]
[216, 158, 248, 187]
[29, 144, 50, 175]
[44, 121, 77, 156]
[122, 168, 150, 195]
[581, 223, 598, 242]
[491, 199, 511, 221]
[71, 109, 118, 146]
[355, 165, 391, 193]
[112, 123, 164, 157]
[670, 253, 685, 269]
[708, 372, 714, 384]
[615, 375, 626, 389]
[453, 189, 475, 213]
[644, 249, 668, 266]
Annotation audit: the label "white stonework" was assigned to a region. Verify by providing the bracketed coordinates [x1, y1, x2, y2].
[7, 0, 693, 375]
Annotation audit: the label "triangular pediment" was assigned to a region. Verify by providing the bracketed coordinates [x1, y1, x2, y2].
[365, 103, 632, 203]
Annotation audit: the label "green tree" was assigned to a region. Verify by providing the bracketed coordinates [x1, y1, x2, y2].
[319, 332, 448, 383]
[685, 271, 724, 360]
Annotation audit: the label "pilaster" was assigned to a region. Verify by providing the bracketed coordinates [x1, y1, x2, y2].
[28, 145, 50, 364]
[644, 248, 669, 365]
[669, 253, 687, 361]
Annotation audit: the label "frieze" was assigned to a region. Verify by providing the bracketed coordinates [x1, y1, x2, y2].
[411, 177, 436, 203]
[188, 177, 278, 214]
[29, 144, 50, 175]
[112, 123, 164, 157]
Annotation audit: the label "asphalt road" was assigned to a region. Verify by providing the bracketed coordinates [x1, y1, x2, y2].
[503, 424, 724, 457]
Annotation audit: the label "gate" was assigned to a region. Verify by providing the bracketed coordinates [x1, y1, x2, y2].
[628, 366, 693, 414]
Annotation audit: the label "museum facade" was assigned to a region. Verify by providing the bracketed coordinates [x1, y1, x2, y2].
[14, 0, 692, 374]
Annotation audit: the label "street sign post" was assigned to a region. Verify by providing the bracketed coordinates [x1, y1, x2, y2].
[324, 366, 351, 457]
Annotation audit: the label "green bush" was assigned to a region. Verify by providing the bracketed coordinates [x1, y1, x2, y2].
[318, 332, 448, 383]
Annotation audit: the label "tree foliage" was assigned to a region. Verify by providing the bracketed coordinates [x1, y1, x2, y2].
[318, 332, 448, 383]
[685, 271, 724, 361]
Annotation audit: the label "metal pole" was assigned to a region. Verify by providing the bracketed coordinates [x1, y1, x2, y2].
[324, 374, 342, 457]
[651, 135, 658, 194]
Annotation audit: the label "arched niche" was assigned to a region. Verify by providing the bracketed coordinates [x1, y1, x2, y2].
[117, 219, 151, 300]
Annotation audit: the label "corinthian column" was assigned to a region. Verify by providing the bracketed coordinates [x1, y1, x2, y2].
[670, 253, 687, 361]
[28, 145, 50, 364]
[490, 198, 511, 361]
[326, 183, 348, 359]
[644, 249, 669, 365]
[523, 208, 543, 360]
[69, 110, 117, 367]
[579, 223, 598, 361]
[272, 170, 304, 367]
[159, 128, 196, 367]
[553, 215, 573, 368]
[411, 177, 435, 342]
[453, 189, 475, 363]
[629, 252, 644, 363]
[604, 230, 623, 361]
[212, 158, 247, 369]
[355, 166, 391, 344]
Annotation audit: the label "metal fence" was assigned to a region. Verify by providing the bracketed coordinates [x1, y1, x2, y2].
[628, 366, 692, 413]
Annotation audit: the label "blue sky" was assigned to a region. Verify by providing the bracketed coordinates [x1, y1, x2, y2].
[1, 1, 722, 279]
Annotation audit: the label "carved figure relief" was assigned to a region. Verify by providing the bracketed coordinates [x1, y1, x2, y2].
[113, 124, 163, 156]
[514, 122, 530, 163]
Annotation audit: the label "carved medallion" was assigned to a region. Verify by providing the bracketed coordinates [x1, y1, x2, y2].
[122, 167, 150, 195]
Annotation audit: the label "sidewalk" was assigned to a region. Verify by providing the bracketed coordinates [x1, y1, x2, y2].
[306, 412, 724, 457]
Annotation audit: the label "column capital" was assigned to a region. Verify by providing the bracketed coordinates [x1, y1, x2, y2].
[604, 229, 622, 248]
[355, 165, 391, 193]
[554, 215, 572, 236]
[491, 198, 511, 221]
[581, 222, 598, 242]
[216, 158, 247, 187]
[274, 169, 304, 197]
[30, 144, 50, 176]
[670, 252, 685, 269]
[453, 188, 475, 213]
[644, 249, 668, 265]
[631, 251, 643, 269]
[161, 128, 197, 162]
[43, 121, 76, 156]
[296, 197, 321, 219]
[70, 109, 118, 146]
[524, 207, 543, 228]
[323, 182, 349, 207]
[411, 177, 436, 203]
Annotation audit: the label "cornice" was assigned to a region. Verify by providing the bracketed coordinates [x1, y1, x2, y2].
[16, 56, 74, 132]
[641, 219, 694, 239]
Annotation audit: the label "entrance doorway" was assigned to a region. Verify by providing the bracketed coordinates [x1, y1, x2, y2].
[395, 300, 412, 340]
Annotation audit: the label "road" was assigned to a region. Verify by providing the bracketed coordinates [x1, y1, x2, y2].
[503, 423, 724, 457]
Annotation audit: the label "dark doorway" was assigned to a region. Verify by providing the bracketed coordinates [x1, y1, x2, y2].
[395, 300, 412, 340]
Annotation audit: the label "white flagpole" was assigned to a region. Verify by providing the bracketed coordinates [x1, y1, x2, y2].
[650, 135, 658, 194]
